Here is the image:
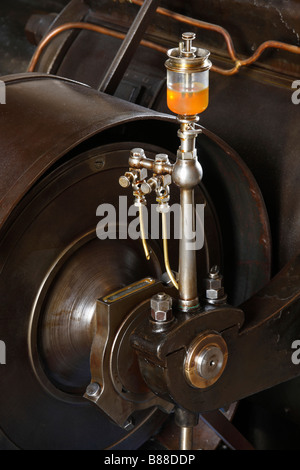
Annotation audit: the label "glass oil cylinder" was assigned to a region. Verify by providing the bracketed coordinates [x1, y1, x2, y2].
[167, 69, 209, 115]
[165, 33, 211, 117]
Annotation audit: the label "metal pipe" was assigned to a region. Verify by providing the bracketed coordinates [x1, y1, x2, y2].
[139, 205, 151, 261]
[27, 19, 300, 77]
[129, 156, 174, 175]
[132, 0, 300, 75]
[162, 211, 179, 290]
[178, 121, 200, 156]
[27, 22, 166, 73]
[178, 188, 199, 308]
[179, 426, 194, 450]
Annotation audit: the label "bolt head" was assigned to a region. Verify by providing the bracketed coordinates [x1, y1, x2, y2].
[123, 419, 135, 432]
[206, 287, 225, 300]
[119, 175, 131, 188]
[86, 382, 101, 397]
[209, 265, 220, 278]
[205, 277, 223, 290]
[141, 182, 152, 194]
[151, 293, 173, 322]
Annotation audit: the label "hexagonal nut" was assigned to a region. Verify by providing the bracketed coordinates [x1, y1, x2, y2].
[155, 153, 169, 164]
[205, 277, 223, 290]
[151, 293, 173, 322]
[206, 287, 225, 300]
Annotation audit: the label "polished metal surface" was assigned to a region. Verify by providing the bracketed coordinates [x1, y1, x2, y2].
[0, 74, 226, 449]
[2, 0, 299, 451]
[196, 346, 224, 380]
[178, 188, 199, 308]
[0, 71, 272, 449]
[150, 292, 173, 322]
[179, 427, 194, 451]
[184, 333, 228, 389]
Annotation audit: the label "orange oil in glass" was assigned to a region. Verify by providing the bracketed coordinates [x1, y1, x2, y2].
[167, 82, 209, 115]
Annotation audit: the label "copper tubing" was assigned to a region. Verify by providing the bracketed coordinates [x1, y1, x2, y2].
[139, 205, 151, 261]
[162, 212, 179, 290]
[27, 22, 167, 72]
[132, 0, 300, 75]
[27, 5, 300, 75]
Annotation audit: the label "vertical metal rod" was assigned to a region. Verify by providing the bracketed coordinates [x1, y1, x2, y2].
[98, 0, 160, 95]
[179, 426, 194, 450]
[178, 188, 199, 307]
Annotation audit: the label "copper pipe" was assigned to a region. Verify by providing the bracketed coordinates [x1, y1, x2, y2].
[131, 0, 238, 62]
[162, 212, 179, 290]
[240, 40, 300, 66]
[139, 205, 151, 261]
[28, 5, 300, 76]
[132, 0, 300, 75]
[27, 22, 167, 72]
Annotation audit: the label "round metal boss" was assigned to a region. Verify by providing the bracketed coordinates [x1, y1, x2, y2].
[184, 333, 228, 389]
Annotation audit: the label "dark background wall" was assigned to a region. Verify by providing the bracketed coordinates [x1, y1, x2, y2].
[0, 0, 69, 75]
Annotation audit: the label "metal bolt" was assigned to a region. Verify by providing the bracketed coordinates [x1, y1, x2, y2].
[141, 177, 158, 195]
[205, 267, 227, 304]
[209, 265, 220, 279]
[119, 175, 131, 188]
[206, 287, 225, 300]
[86, 382, 101, 397]
[150, 292, 173, 322]
[123, 418, 135, 432]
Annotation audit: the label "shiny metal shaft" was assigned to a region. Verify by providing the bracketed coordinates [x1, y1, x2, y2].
[179, 426, 194, 450]
[179, 188, 199, 307]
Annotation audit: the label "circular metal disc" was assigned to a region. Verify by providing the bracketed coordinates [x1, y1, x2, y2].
[0, 142, 221, 450]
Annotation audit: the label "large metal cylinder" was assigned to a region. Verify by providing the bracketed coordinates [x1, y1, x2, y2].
[0, 73, 270, 449]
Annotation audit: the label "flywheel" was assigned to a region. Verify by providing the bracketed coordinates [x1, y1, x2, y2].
[0, 74, 270, 450]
